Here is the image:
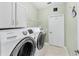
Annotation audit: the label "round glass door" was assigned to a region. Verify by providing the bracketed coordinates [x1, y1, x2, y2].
[37, 32, 46, 50]
[10, 37, 36, 56]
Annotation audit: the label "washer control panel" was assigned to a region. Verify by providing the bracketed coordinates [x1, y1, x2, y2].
[22, 31, 27, 35]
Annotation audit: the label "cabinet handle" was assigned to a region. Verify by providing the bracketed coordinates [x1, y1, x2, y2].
[12, 19, 14, 25]
[11, 2, 16, 26]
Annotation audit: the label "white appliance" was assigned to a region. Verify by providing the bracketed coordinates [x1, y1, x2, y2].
[0, 27, 37, 56]
[26, 27, 46, 56]
[48, 14, 64, 47]
[0, 27, 46, 56]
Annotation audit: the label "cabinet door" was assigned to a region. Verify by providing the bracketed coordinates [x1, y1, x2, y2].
[0, 2, 15, 28]
[48, 15, 64, 47]
[16, 3, 27, 27]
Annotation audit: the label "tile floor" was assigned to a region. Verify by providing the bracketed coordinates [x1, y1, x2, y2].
[37, 43, 69, 56]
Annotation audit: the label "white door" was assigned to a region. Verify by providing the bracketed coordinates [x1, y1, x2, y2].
[0, 2, 15, 28]
[48, 15, 64, 47]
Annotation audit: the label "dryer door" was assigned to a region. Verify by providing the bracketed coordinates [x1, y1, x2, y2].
[37, 32, 46, 50]
[10, 37, 36, 56]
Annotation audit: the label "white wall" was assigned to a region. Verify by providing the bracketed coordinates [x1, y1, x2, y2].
[37, 3, 65, 42]
[76, 3, 79, 51]
[64, 3, 77, 55]
[16, 2, 38, 27]
[25, 3, 38, 27]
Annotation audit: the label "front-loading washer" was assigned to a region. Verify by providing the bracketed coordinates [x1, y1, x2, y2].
[0, 27, 36, 56]
[26, 27, 46, 56]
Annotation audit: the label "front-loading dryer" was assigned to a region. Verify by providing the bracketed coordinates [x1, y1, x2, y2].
[0, 27, 36, 56]
[26, 27, 46, 56]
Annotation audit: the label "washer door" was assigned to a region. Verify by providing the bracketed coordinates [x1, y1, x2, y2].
[10, 37, 36, 56]
[37, 32, 46, 50]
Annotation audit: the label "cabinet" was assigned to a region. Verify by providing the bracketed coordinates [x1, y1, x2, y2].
[0, 2, 28, 28]
[0, 2, 37, 28]
[0, 2, 15, 28]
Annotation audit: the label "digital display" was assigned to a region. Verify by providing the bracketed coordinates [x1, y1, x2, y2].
[28, 29, 33, 34]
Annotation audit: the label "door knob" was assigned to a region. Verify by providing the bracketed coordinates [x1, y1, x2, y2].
[49, 32, 52, 33]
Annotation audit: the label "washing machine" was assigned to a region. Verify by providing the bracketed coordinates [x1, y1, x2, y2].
[0, 27, 37, 56]
[27, 27, 46, 56]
